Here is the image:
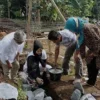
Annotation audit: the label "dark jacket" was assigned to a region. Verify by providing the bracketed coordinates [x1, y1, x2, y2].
[27, 40, 46, 79]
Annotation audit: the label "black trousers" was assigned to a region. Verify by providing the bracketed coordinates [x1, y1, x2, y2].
[87, 57, 99, 85]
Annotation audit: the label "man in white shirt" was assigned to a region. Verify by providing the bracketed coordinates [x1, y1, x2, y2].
[0, 30, 26, 82]
[48, 29, 83, 83]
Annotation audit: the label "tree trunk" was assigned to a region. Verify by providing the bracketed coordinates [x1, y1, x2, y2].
[25, 0, 32, 48]
[37, 0, 41, 25]
[27, 0, 32, 38]
[7, 0, 10, 18]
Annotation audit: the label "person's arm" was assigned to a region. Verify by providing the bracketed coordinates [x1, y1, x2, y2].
[76, 17, 87, 49]
[18, 42, 25, 53]
[74, 42, 86, 63]
[15, 52, 19, 61]
[39, 50, 47, 68]
[80, 42, 86, 59]
[55, 45, 60, 67]
[39, 59, 46, 68]
[74, 33, 85, 62]
[3, 44, 13, 68]
[39, 50, 47, 72]
[74, 49, 80, 62]
[76, 32, 84, 50]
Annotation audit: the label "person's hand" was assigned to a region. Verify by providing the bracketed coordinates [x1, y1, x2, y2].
[36, 77, 43, 85]
[42, 67, 46, 72]
[8, 63, 12, 69]
[74, 53, 79, 62]
[89, 53, 97, 57]
[14, 55, 19, 61]
[15, 56, 19, 61]
[6, 60, 12, 69]
[0, 98, 5, 100]
[54, 63, 58, 68]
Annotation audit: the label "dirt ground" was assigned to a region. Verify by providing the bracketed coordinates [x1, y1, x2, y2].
[47, 75, 100, 100]
[0, 18, 100, 100]
[19, 36, 100, 100]
[32, 39, 100, 100]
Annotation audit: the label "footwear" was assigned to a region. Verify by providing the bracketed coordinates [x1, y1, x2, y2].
[82, 77, 89, 81]
[83, 73, 87, 77]
[73, 79, 82, 84]
[81, 82, 94, 87]
[92, 92, 100, 97]
[74, 82, 84, 94]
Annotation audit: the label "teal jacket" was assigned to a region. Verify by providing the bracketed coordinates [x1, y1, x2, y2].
[65, 17, 88, 49]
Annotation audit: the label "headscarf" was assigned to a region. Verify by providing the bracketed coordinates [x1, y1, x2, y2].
[33, 40, 43, 56]
[65, 17, 88, 49]
[65, 17, 87, 34]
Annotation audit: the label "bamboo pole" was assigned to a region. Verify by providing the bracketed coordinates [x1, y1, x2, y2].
[50, 0, 66, 23]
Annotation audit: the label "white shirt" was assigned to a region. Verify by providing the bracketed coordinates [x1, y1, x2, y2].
[57, 29, 76, 47]
[0, 32, 25, 64]
[23, 50, 47, 72]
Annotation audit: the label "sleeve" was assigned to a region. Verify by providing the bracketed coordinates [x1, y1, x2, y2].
[27, 56, 40, 79]
[76, 17, 87, 50]
[41, 50, 47, 59]
[76, 32, 84, 50]
[39, 59, 46, 68]
[3, 44, 13, 62]
[39, 50, 47, 67]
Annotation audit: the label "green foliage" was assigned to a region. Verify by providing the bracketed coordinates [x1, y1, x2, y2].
[0, 0, 97, 20]
[14, 11, 21, 17]
[0, 0, 8, 17]
[17, 88, 27, 100]
[17, 79, 27, 100]
[0, 5, 5, 17]
[0, 0, 26, 18]
[66, 0, 94, 17]
[40, 0, 66, 21]
[40, 0, 95, 21]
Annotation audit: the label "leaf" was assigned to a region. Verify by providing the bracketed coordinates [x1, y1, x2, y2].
[70, 0, 81, 9]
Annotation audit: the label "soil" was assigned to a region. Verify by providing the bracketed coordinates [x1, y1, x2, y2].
[47, 76, 100, 100]
[0, 18, 100, 100]
[19, 35, 100, 100]
[0, 18, 23, 33]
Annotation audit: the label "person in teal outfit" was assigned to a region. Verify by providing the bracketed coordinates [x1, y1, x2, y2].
[65, 17, 88, 83]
